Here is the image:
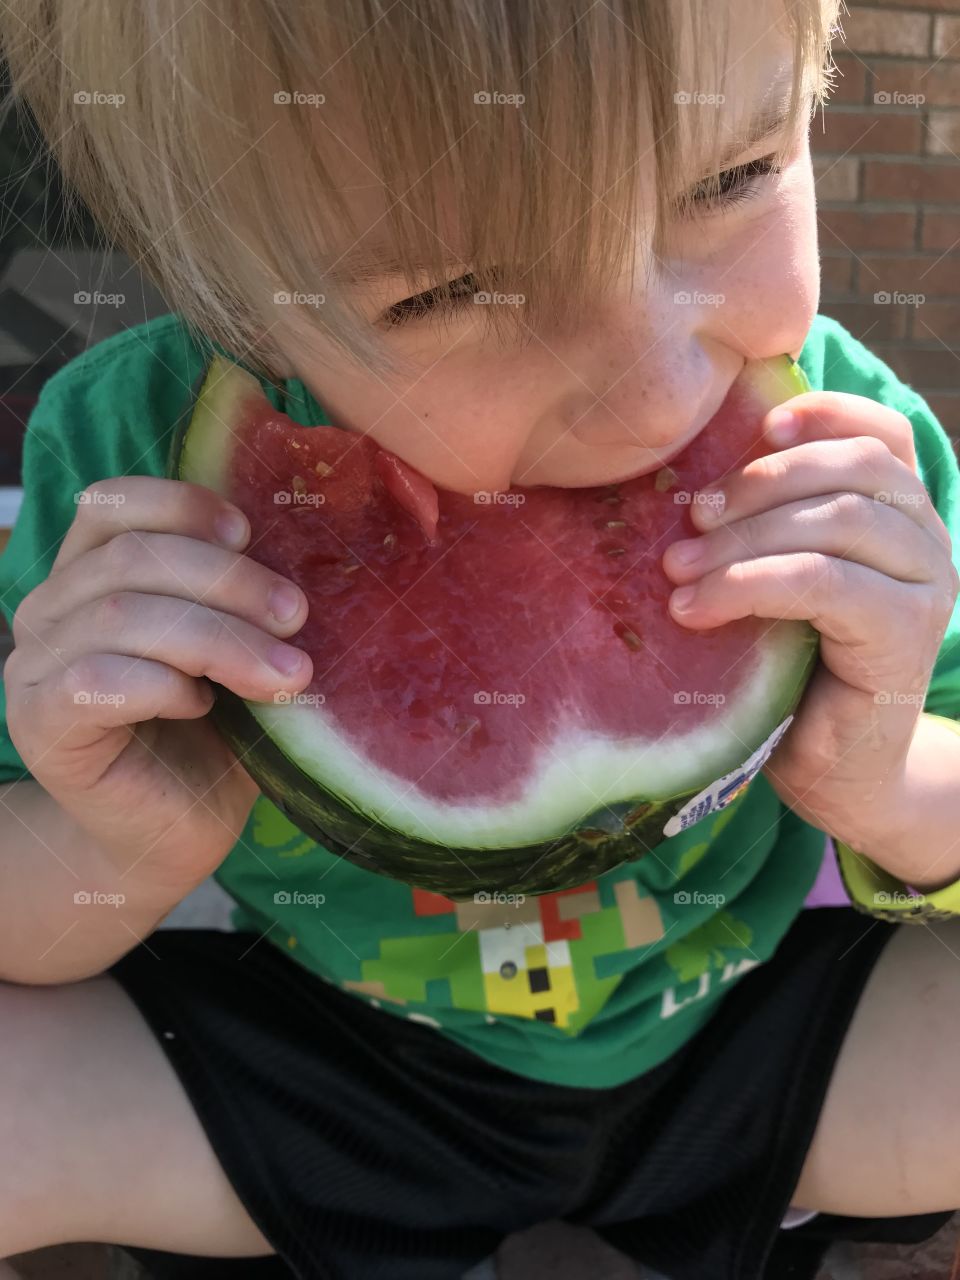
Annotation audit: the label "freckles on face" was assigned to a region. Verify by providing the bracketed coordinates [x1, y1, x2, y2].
[279, 42, 823, 493]
[294, 338, 564, 495]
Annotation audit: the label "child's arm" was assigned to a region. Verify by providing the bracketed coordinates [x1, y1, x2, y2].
[0, 779, 202, 983]
[1, 474, 314, 984]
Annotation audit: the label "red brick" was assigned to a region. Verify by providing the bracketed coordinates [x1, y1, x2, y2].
[818, 300, 908, 342]
[812, 108, 923, 154]
[925, 109, 960, 154]
[828, 54, 869, 105]
[820, 256, 855, 294]
[846, 7, 931, 56]
[863, 160, 960, 201]
[921, 210, 960, 248]
[818, 208, 917, 251]
[813, 155, 861, 200]
[922, 392, 960, 437]
[912, 301, 960, 344]
[934, 15, 960, 56]
[876, 345, 960, 387]
[867, 59, 960, 107]
[857, 252, 960, 294]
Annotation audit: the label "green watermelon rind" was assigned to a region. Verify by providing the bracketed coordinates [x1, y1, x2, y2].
[208, 621, 817, 899]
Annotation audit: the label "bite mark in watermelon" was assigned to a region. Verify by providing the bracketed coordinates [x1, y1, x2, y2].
[171, 355, 819, 898]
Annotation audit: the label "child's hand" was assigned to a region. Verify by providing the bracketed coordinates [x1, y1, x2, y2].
[661, 392, 960, 847]
[3, 477, 312, 895]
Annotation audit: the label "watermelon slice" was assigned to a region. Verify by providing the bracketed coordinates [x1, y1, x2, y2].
[171, 354, 819, 899]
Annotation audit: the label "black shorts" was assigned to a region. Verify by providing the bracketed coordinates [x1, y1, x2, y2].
[105, 905, 933, 1280]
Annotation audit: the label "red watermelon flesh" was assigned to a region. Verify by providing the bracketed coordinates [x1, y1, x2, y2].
[186, 354, 815, 854]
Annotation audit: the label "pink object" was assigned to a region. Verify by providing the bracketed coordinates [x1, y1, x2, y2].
[802, 835, 850, 908]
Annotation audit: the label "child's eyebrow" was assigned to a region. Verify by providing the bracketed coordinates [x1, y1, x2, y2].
[332, 89, 810, 287]
[330, 250, 469, 288]
[707, 89, 809, 174]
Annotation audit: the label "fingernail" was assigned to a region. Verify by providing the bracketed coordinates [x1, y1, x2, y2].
[767, 407, 800, 446]
[695, 489, 724, 525]
[268, 583, 302, 623]
[215, 510, 249, 548]
[671, 586, 697, 612]
[268, 643, 305, 676]
[670, 539, 703, 565]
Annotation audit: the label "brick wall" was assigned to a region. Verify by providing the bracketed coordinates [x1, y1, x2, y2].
[815, 1, 960, 443]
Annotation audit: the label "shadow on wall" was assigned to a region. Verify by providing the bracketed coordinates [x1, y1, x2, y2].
[0, 63, 170, 489]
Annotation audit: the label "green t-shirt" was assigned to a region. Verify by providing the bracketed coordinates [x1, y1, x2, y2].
[1, 313, 958, 1088]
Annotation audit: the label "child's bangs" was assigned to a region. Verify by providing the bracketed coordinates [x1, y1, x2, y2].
[0, 0, 839, 379]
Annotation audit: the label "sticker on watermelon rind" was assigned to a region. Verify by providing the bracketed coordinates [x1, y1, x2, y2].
[661, 714, 794, 839]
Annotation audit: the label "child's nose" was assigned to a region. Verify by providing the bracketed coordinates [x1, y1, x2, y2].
[565, 350, 718, 455]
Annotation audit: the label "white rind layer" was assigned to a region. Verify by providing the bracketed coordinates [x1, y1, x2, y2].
[248, 617, 812, 848]
[178, 361, 261, 494]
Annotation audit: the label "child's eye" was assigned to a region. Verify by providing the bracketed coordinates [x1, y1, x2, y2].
[381, 154, 781, 327]
[681, 154, 783, 217]
[385, 271, 482, 326]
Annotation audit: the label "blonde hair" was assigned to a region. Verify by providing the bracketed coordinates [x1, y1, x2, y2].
[0, 0, 840, 380]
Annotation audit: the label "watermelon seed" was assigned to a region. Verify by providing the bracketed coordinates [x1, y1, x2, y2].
[314, 461, 333, 477]
[383, 533, 397, 548]
[606, 547, 626, 557]
[290, 440, 301, 449]
[291, 475, 306, 492]
[606, 520, 626, 529]
[341, 561, 361, 573]
[613, 622, 643, 650]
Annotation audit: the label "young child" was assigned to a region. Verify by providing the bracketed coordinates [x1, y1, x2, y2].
[0, 2, 959, 1279]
